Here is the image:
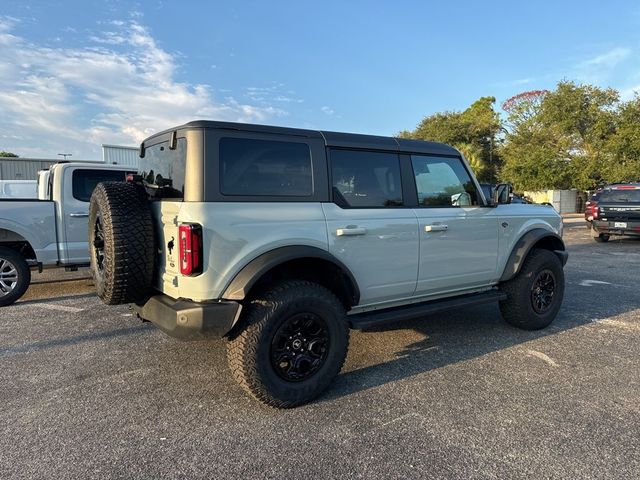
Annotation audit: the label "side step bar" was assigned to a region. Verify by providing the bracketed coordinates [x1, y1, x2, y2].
[348, 290, 507, 330]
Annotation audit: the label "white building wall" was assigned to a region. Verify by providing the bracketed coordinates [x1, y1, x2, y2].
[102, 144, 139, 168]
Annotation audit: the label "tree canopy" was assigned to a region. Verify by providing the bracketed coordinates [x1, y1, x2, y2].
[401, 81, 640, 190]
[0, 151, 19, 157]
[399, 97, 502, 183]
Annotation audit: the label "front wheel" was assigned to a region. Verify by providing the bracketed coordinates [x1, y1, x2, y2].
[499, 249, 565, 330]
[226, 281, 349, 408]
[0, 247, 31, 307]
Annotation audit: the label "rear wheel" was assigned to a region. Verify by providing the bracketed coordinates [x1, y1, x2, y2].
[226, 281, 349, 408]
[594, 233, 610, 243]
[0, 247, 30, 307]
[88, 181, 155, 305]
[499, 249, 565, 330]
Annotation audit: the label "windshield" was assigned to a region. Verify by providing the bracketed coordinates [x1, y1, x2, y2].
[138, 137, 186, 199]
[598, 188, 640, 203]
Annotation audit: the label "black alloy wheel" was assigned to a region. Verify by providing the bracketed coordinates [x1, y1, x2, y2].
[270, 312, 330, 382]
[530, 269, 556, 314]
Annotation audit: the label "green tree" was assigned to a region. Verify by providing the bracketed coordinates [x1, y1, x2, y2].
[400, 97, 502, 182]
[0, 151, 19, 157]
[500, 82, 620, 190]
[606, 95, 640, 183]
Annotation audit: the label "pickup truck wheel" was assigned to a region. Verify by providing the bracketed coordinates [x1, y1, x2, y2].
[226, 280, 349, 408]
[0, 247, 30, 307]
[594, 233, 610, 243]
[499, 249, 564, 330]
[89, 182, 155, 305]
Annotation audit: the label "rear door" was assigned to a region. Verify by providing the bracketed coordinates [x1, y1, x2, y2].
[323, 149, 419, 306]
[59, 167, 133, 264]
[410, 154, 498, 297]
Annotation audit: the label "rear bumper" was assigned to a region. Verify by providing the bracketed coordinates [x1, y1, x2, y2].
[133, 294, 242, 340]
[592, 220, 640, 237]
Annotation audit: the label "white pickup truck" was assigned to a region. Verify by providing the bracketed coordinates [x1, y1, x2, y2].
[0, 162, 135, 306]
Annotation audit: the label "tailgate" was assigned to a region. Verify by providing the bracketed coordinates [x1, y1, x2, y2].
[599, 204, 640, 222]
[149, 201, 182, 298]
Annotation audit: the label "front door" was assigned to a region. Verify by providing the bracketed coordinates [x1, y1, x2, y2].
[409, 154, 498, 297]
[323, 149, 419, 306]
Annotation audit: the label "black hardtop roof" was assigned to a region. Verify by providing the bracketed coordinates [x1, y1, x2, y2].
[142, 120, 459, 156]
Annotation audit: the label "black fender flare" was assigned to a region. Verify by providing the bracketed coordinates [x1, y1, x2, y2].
[222, 246, 360, 305]
[500, 229, 567, 282]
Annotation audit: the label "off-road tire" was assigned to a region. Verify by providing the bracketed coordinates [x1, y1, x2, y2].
[594, 233, 610, 243]
[226, 280, 349, 408]
[499, 249, 564, 330]
[88, 182, 155, 305]
[0, 247, 30, 307]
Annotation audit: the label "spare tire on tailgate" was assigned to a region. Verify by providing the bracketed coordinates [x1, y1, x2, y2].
[88, 181, 155, 305]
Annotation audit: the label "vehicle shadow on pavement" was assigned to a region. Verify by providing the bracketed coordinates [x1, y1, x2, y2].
[321, 292, 636, 402]
[0, 324, 151, 358]
[16, 292, 96, 305]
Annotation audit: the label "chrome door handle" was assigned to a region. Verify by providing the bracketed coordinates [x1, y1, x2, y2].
[424, 224, 448, 232]
[69, 212, 89, 218]
[336, 227, 367, 236]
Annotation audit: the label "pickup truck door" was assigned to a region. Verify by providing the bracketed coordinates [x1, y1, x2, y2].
[409, 154, 499, 297]
[58, 167, 132, 264]
[323, 149, 419, 306]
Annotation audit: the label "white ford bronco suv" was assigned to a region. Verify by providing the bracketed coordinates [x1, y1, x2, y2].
[89, 120, 567, 408]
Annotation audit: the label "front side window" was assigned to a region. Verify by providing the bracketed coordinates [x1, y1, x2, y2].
[411, 155, 480, 207]
[72, 169, 132, 202]
[330, 150, 403, 208]
[139, 137, 187, 199]
[220, 138, 312, 196]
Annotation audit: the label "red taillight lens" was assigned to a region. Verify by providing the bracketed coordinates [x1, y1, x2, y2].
[593, 206, 599, 219]
[179, 224, 203, 276]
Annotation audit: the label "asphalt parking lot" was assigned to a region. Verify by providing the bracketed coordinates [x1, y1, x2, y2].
[1, 219, 639, 479]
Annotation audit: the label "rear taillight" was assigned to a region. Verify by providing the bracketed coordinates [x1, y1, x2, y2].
[593, 206, 599, 219]
[179, 224, 203, 276]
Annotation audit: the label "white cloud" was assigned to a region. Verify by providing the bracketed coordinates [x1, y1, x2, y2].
[620, 84, 640, 101]
[0, 17, 287, 158]
[573, 47, 633, 85]
[578, 47, 631, 69]
[320, 106, 334, 115]
[245, 84, 303, 104]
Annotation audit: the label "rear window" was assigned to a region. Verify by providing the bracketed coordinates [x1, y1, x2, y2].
[72, 169, 132, 202]
[220, 137, 313, 196]
[599, 188, 640, 203]
[139, 137, 187, 199]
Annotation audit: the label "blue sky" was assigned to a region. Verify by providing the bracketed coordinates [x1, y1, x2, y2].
[1, 0, 639, 159]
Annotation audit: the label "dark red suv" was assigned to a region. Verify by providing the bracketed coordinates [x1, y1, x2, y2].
[584, 191, 601, 228]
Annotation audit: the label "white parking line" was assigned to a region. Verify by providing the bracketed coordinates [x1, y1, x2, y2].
[579, 279, 612, 287]
[33, 304, 84, 313]
[526, 349, 559, 367]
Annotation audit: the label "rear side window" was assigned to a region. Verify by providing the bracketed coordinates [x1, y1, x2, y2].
[330, 150, 403, 208]
[220, 138, 312, 196]
[72, 169, 131, 202]
[139, 137, 187, 199]
[411, 155, 480, 207]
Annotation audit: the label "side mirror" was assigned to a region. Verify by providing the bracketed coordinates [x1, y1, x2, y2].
[491, 183, 513, 205]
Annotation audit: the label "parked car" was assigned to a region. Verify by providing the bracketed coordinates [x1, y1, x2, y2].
[584, 191, 601, 228]
[0, 180, 37, 199]
[89, 120, 567, 408]
[0, 163, 135, 306]
[590, 183, 640, 242]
